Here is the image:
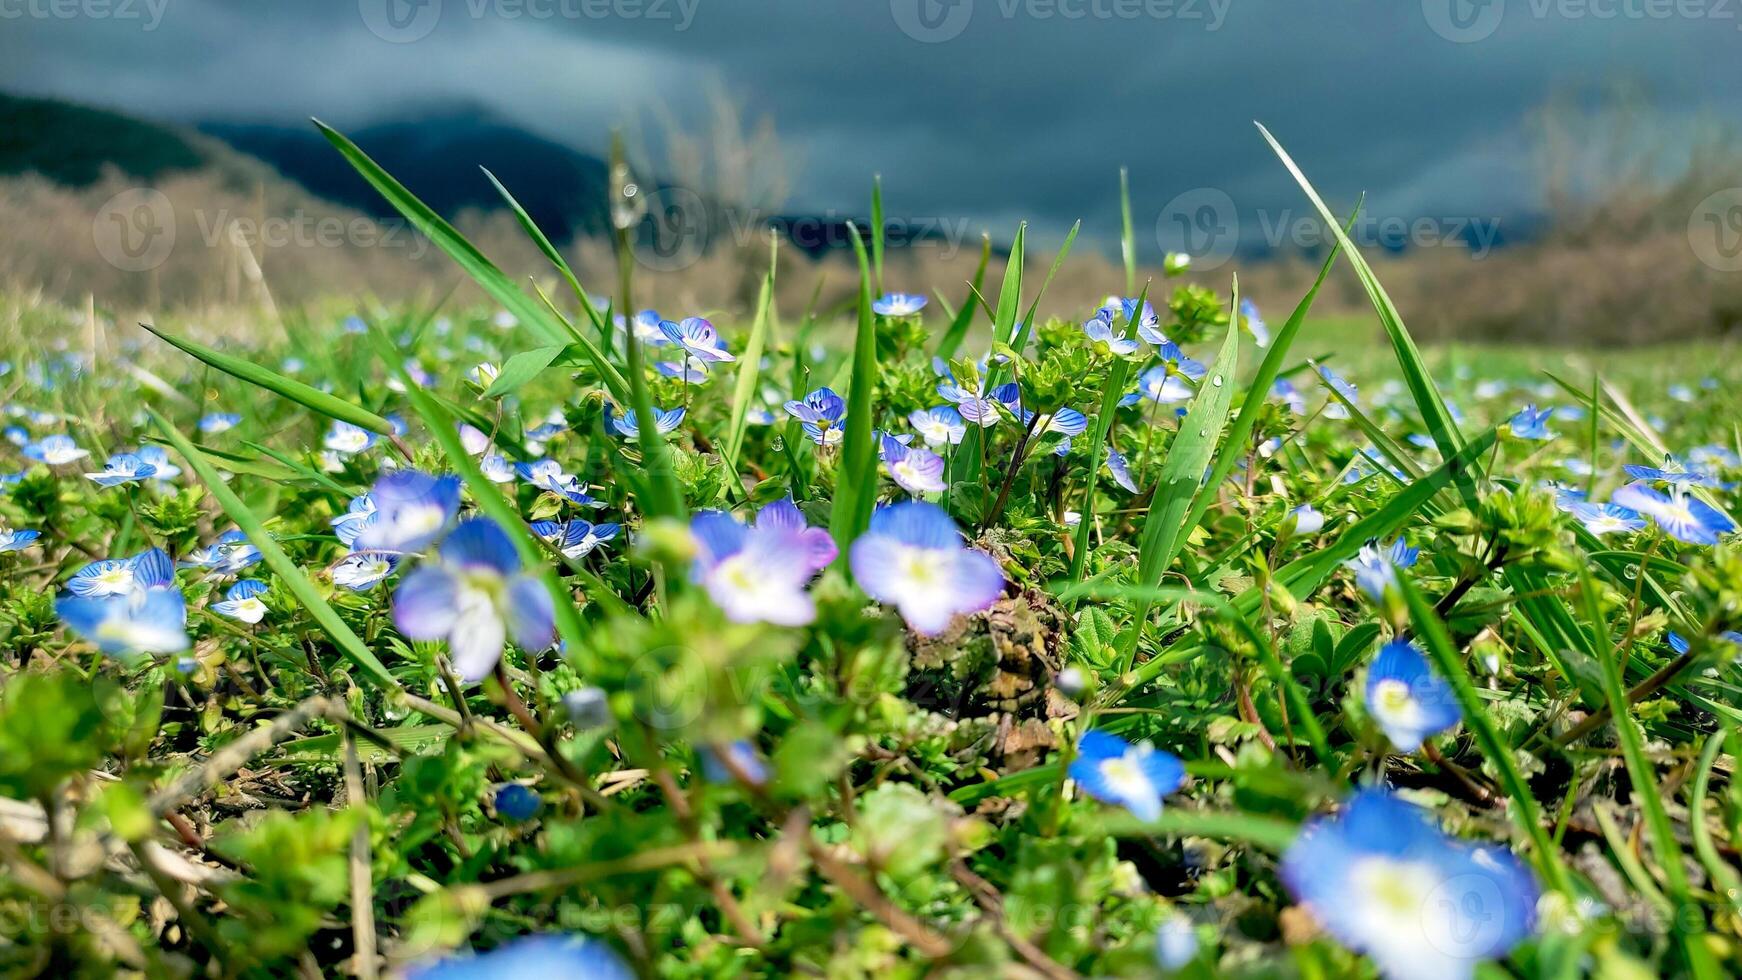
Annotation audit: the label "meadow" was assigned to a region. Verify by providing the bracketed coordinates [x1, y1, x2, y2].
[2, 123, 1741, 979]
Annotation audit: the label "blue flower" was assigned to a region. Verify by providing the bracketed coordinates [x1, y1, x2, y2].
[880, 434, 947, 494]
[785, 387, 847, 445]
[1067, 728, 1186, 822]
[687, 507, 828, 626]
[22, 434, 88, 466]
[1240, 297, 1269, 347]
[331, 492, 377, 548]
[494, 783, 542, 822]
[531, 519, 621, 559]
[355, 470, 463, 553]
[849, 501, 1004, 635]
[1105, 448, 1138, 493]
[616, 309, 669, 347]
[69, 548, 175, 598]
[1569, 501, 1645, 537]
[1318, 365, 1358, 419]
[659, 316, 735, 363]
[654, 356, 711, 384]
[212, 579, 270, 624]
[1128, 363, 1200, 406]
[1612, 481, 1735, 546]
[1272, 378, 1307, 414]
[1506, 405, 1555, 441]
[392, 518, 556, 683]
[515, 460, 600, 507]
[1346, 538, 1419, 600]
[873, 292, 928, 317]
[330, 550, 401, 592]
[1623, 460, 1727, 489]
[479, 454, 516, 484]
[323, 421, 377, 456]
[84, 452, 157, 488]
[1154, 916, 1199, 972]
[1083, 314, 1141, 356]
[0, 528, 39, 553]
[198, 413, 241, 434]
[607, 405, 686, 440]
[1284, 503, 1325, 537]
[751, 497, 838, 574]
[937, 378, 1006, 427]
[1280, 789, 1538, 980]
[406, 935, 630, 980]
[909, 406, 966, 447]
[1097, 296, 1164, 344]
[1365, 639, 1460, 753]
[136, 446, 181, 482]
[57, 588, 189, 658]
[178, 530, 262, 576]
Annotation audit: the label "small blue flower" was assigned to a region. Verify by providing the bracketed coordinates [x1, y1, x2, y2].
[1284, 503, 1325, 537]
[1105, 448, 1138, 493]
[198, 413, 241, 434]
[880, 434, 947, 495]
[1612, 482, 1735, 546]
[659, 316, 735, 363]
[331, 492, 377, 548]
[750, 498, 838, 574]
[654, 356, 711, 384]
[84, 452, 157, 488]
[355, 470, 463, 553]
[1365, 639, 1461, 752]
[69, 548, 174, 597]
[531, 519, 621, 559]
[1154, 916, 1199, 972]
[1569, 501, 1646, 537]
[1082, 314, 1141, 356]
[785, 387, 847, 445]
[1068, 728, 1186, 823]
[1346, 538, 1419, 601]
[873, 292, 928, 317]
[323, 421, 377, 456]
[1280, 789, 1538, 980]
[22, 434, 89, 466]
[0, 528, 40, 553]
[136, 446, 181, 482]
[330, 550, 401, 591]
[937, 378, 1004, 427]
[1240, 297, 1269, 347]
[1128, 364, 1200, 406]
[687, 508, 827, 626]
[515, 459, 600, 507]
[700, 740, 768, 786]
[178, 530, 262, 576]
[1623, 460, 1727, 489]
[607, 405, 686, 440]
[1097, 296, 1164, 344]
[494, 783, 542, 822]
[211, 579, 270, 624]
[57, 588, 189, 658]
[392, 518, 556, 683]
[849, 502, 1004, 635]
[1272, 378, 1307, 414]
[909, 406, 966, 447]
[1507, 405, 1555, 441]
[616, 309, 669, 347]
[406, 934, 630, 980]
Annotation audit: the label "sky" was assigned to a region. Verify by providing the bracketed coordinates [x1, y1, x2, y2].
[3, 0, 1737, 257]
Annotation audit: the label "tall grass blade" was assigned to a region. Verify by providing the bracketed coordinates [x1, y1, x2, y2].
[724, 236, 778, 480]
[831, 224, 881, 557]
[934, 234, 991, 359]
[148, 409, 398, 690]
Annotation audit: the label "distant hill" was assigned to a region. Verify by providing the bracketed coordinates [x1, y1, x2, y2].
[200, 104, 613, 244]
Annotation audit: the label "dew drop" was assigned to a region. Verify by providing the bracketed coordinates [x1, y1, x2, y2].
[1623, 565, 1638, 580]
[1211, 375, 1224, 387]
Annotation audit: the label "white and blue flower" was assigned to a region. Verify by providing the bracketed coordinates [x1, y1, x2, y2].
[354, 470, 463, 553]
[873, 292, 928, 317]
[659, 316, 735, 363]
[392, 517, 556, 683]
[849, 501, 1004, 635]
[211, 579, 270, 624]
[1365, 639, 1461, 753]
[1068, 728, 1186, 823]
[1611, 481, 1735, 546]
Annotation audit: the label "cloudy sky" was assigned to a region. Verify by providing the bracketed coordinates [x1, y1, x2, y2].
[3, 0, 1736, 254]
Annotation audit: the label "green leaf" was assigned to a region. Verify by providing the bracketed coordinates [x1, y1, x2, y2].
[933, 233, 991, 359]
[483, 345, 568, 399]
[831, 224, 881, 559]
[724, 236, 778, 481]
[147, 409, 398, 690]
[139, 323, 392, 435]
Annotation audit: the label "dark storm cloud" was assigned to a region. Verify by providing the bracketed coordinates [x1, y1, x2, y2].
[3, 0, 1738, 252]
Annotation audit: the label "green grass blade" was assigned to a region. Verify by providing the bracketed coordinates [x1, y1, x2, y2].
[1067, 283, 1150, 587]
[1399, 574, 1569, 894]
[483, 345, 568, 399]
[831, 224, 881, 558]
[314, 119, 570, 349]
[1121, 296, 1241, 665]
[481, 167, 609, 339]
[934, 233, 991, 359]
[1256, 124, 1476, 499]
[147, 409, 398, 690]
[724, 236, 778, 480]
[870, 174, 885, 295]
[1119, 167, 1136, 296]
[140, 323, 393, 435]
